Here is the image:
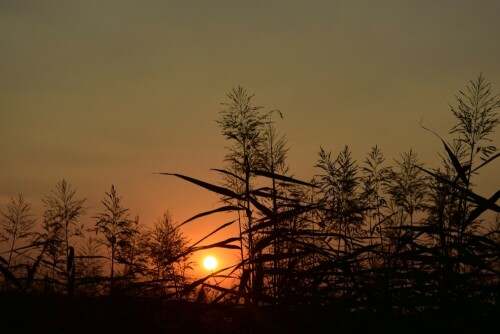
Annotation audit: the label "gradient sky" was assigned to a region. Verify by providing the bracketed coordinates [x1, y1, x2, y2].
[1, 1, 499, 270]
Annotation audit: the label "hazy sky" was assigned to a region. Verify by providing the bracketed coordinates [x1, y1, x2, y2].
[1, 1, 499, 268]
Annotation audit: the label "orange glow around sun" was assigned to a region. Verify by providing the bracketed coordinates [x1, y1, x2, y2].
[203, 256, 218, 271]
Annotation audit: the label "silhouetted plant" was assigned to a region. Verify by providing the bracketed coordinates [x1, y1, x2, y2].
[39, 213, 65, 289]
[450, 73, 499, 166]
[314, 147, 339, 242]
[315, 145, 364, 251]
[42, 179, 86, 287]
[361, 146, 392, 250]
[92, 185, 135, 293]
[250, 111, 303, 303]
[406, 74, 500, 311]
[448, 74, 500, 266]
[144, 211, 192, 298]
[43, 179, 86, 255]
[0, 194, 36, 274]
[160, 162, 314, 306]
[0, 194, 36, 291]
[386, 149, 428, 227]
[75, 236, 105, 295]
[216, 86, 273, 300]
[116, 215, 149, 286]
[1, 76, 498, 333]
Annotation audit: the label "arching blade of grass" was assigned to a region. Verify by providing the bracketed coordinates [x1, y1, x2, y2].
[275, 228, 360, 243]
[243, 205, 316, 236]
[442, 139, 469, 184]
[248, 251, 310, 264]
[251, 234, 279, 255]
[211, 168, 246, 183]
[190, 237, 241, 253]
[470, 152, 500, 173]
[466, 190, 500, 224]
[178, 205, 243, 228]
[209, 283, 239, 304]
[185, 264, 238, 294]
[250, 189, 295, 202]
[248, 195, 273, 216]
[157, 173, 244, 201]
[415, 165, 500, 212]
[0, 256, 22, 290]
[420, 120, 469, 184]
[8, 241, 47, 253]
[203, 282, 238, 296]
[370, 212, 397, 234]
[25, 243, 49, 291]
[250, 169, 316, 187]
[187, 220, 237, 250]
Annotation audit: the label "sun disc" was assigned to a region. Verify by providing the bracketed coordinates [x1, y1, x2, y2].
[203, 256, 218, 271]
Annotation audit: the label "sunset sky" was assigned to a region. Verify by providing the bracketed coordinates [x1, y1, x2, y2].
[1, 1, 499, 270]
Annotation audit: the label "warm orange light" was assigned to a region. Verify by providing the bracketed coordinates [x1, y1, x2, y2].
[203, 256, 218, 271]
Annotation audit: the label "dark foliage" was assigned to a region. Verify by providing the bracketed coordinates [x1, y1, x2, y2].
[1, 75, 499, 332]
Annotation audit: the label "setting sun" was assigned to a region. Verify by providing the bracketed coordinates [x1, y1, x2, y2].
[203, 256, 218, 271]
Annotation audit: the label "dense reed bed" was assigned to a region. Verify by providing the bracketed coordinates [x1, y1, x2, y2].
[1, 74, 499, 332]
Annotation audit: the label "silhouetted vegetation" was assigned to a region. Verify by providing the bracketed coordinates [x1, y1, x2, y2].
[1, 74, 499, 332]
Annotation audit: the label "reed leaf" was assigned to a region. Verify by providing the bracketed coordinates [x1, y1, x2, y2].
[178, 205, 244, 228]
[157, 173, 244, 201]
[466, 190, 500, 224]
[420, 119, 469, 184]
[415, 165, 500, 212]
[250, 169, 316, 187]
[0, 259, 22, 290]
[470, 152, 500, 173]
[211, 168, 246, 183]
[248, 195, 273, 217]
[185, 264, 237, 293]
[187, 220, 236, 250]
[190, 237, 242, 252]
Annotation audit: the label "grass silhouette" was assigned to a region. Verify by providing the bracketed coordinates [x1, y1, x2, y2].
[1, 74, 499, 333]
